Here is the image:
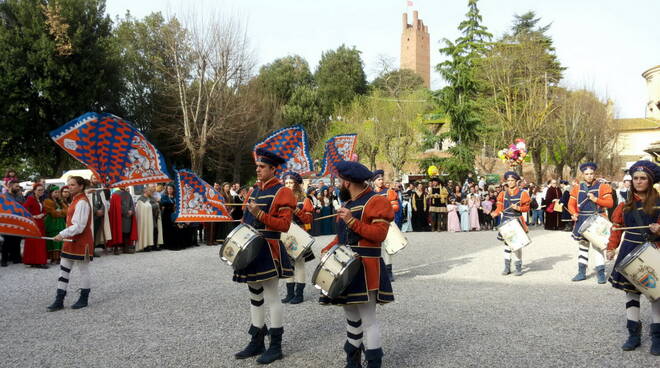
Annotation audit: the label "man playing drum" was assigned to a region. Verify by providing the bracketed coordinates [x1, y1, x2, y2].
[280, 171, 315, 305]
[568, 162, 613, 283]
[605, 160, 660, 355]
[490, 171, 531, 276]
[233, 148, 296, 364]
[372, 169, 399, 282]
[320, 161, 394, 368]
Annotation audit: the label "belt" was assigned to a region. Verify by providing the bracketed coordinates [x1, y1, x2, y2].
[258, 230, 281, 240]
[349, 245, 381, 258]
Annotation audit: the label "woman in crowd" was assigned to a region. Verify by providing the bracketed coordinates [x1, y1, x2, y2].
[61, 185, 72, 205]
[446, 198, 461, 232]
[530, 185, 544, 226]
[3, 169, 17, 193]
[605, 160, 660, 355]
[467, 186, 480, 231]
[217, 182, 234, 240]
[481, 194, 493, 230]
[136, 185, 163, 252]
[317, 187, 334, 236]
[160, 184, 179, 250]
[411, 182, 429, 231]
[23, 183, 48, 268]
[451, 185, 462, 203]
[44, 187, 68, 264]
[543, 179, 562, 230]
[559, 180, 573, 231]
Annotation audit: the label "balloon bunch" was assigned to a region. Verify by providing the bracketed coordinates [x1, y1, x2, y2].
[497, 138, 527, 167]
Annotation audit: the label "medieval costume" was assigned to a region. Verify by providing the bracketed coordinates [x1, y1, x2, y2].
[543, 184, 562, 230]
[372, 169, 400, 282]
[108, 188, 137, 254]
[23, 194, 48, 267]
[136, 194, 163, 251]
[44, 190, 67, 264]
[411, 188, 429, 232]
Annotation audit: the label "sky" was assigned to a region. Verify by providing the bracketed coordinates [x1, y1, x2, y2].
[105, 0, 659, 119]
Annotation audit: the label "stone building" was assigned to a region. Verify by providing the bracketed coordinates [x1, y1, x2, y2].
[400, 11, 430, 88]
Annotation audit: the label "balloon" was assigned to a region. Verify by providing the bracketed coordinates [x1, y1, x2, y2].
[428, 165, 439, 177]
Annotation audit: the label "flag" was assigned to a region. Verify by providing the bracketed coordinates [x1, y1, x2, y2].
[253, 125, 314, 177]
[407, 0, 414, 7]
[50, 112, 171, 187]
[174, 169, 233, 223]
[318, 134, 358, 177]
[0, 193, 42, 238]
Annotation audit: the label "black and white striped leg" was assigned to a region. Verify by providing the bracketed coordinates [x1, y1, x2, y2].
[248, 284, 265, 328]
[625, 292, 640, 322]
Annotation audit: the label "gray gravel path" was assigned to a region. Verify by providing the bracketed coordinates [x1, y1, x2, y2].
[0, 228, 658, 367]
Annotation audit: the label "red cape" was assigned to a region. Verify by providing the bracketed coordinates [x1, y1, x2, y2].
[107, 192, 138, 246]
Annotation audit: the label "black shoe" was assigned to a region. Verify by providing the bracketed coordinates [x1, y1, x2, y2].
[256, 327, 283, 364]
[235, 325, 268, 359]
[621, 320, 641, 351]
[364, 348, 383, 368]
[1, 260, 7, 267]
[281, 283, 295, 303]
[71, 288, 90, 309]
[344, 341, 363, 368]
[289, 283, 305, 304]
[47, 289, 66, 312]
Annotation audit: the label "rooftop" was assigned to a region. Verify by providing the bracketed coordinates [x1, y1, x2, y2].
[615, 117, 660, 131]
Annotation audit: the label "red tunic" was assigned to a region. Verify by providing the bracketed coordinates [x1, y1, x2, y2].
[374, 187, 400, 212]
[251, 177, 296, 262]
[491, 188, 531, 232]
[294, 197, 314, 225]
[22, 195, 47, 265]
[61, 193, 94, 260]
[567, 182, 613, 216]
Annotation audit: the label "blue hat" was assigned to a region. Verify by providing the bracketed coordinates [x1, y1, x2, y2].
[336, 160, 373, 183]
[629, 160, 660, 184]
[255, 148, 285, 167]
[579, 162, 597, 172]
[503, 171, 520, 181]
[282, 171, 303, 184]
[372, 169, 384, 180]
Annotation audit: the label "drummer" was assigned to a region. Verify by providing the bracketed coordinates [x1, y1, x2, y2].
[490, 171, 531, 276]
[372, 169, 400, 282]
[233, 148, 296, 364]
[605, 160, 660, 355]
[320, 161, 394, 368]
[567, 162, 613, 283]
[280, 171, 315, 305]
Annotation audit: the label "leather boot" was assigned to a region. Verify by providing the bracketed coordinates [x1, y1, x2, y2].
[114, 246, 120, 255]
[651, 323, 660, 356]
[502, 260, 511, 275]
[289, 283, 305, 304]
[621, 320, 641, 351]
[514, 261, 523, 276]
[386, 265, 395, 282]
[257, 327, 283, 364]
[571, 263, 587, 281]
[71, 288, 90, 309]
[595, 265, 606, 284]
[281, 283, 295, 303]
[344, 341, 362, 368]
[364, 348, 383, 368]
[47, 289, 66, 312]
[235, 325, 268, 359]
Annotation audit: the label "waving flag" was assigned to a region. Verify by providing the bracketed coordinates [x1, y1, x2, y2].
[0, 194, 41, 238]
[49, 112, 171, 187]
[318, 134, 358, 177]
[174, 169, 232, 223]
[253, 125, 314, 177]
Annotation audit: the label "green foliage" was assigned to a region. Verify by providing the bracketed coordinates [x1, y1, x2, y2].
[371, 68, 425, 97]
[281, 85, 325, 146]
[0, 0, 123, 177]
[315, 44, 368, 115]
[256, 55, 314, 103]
[435, 0, 491, 179]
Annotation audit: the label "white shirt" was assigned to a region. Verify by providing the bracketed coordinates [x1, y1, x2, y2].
[58, 199, 91, 238]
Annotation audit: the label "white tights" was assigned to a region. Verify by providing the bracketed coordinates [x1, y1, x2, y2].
[248, 278, 283, 328]
[626, 292, 660, 323]
[57, 258, 91, 291]
[286, 258, 306, 284]
[343, 291, 380, 350]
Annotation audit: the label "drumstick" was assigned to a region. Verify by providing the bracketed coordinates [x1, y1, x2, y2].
[224, 203, 266, 207]
[0, 233, 73, 242]
[611, 225, 651, 231]
[314, 208, 362, 221]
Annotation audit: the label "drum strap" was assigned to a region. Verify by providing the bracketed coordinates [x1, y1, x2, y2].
[631, 209, 655, 242]
[259, 230, 281, 240]
[350, 246, 381, 258]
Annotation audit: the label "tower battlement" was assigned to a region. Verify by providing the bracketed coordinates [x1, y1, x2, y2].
[400, 11, 430, 88]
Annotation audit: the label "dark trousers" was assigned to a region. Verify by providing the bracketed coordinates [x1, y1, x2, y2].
[1, 235, 22, 263]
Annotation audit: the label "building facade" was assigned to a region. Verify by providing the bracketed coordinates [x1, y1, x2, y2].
[400, 11, 430, 88]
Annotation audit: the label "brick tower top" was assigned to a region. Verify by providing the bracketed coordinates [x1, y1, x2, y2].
[400, 11, 430, 88]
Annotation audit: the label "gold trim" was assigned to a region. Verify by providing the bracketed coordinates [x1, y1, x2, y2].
[372, 219, 389, 224]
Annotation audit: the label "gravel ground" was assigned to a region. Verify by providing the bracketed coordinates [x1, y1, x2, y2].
[1, 228, 658, 367]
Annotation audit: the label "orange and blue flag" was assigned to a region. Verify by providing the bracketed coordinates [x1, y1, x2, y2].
[0, 193, 42, 238]
[253, 125, 314, 177]
[174, 169, 232, 223]
[49, 112, 171, 187]
[318, 134, 358, 177]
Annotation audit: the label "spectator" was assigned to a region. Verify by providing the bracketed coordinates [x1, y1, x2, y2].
[23, 183, 49, 268]
[478, 176, 486, 191]
[458, 199, 470, 232]
[160, 184, 179, 250]
[530, 186, 545, 226]
[467, 187, 481, 231]
[108, 187, 137, 254]
[2, 169, 17, 193]
[559, 180, 573, 231]
[87, 175, 111, 253]
[218, 182, 234, 240]
[1, 180, 25, 266]
[61, 185, 72, 205]
[617, 174, 631, 203]
[411, 182, 429, 231]
[451, 184, 462, 203]
[44, 187, 67, 264]
[317, 187, 334, 235]
[543, 179, 562, 230]
[446, 198, 461, 232]
[481, 195, 494, 230]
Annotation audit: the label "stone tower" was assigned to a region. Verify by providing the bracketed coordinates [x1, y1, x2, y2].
[642, 65, 660, 119]
[400, 11, 430, 88]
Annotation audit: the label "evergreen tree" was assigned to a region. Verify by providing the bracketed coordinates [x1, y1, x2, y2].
[315, 44, 368, 115]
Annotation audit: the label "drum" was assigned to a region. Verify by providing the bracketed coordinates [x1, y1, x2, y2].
[578, 214, 612, 251]
[498, 218, 531, 251]
[281, 223, 315, 261]
[219, 224, 266, 270]
[615, 242, 660, 301]
[311, 244, 361, 298]
[383, 222, 408, 255]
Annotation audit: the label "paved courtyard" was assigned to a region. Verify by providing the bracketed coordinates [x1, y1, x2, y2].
[1, 228, 658, 367]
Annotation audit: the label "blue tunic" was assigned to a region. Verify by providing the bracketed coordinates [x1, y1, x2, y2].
[572, 182, 606, 241]
[497, 190, 526, 242]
